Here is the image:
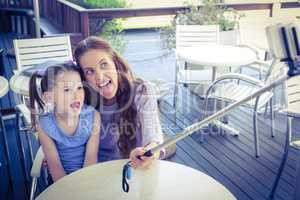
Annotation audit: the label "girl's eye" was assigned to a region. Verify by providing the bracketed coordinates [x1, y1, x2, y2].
[85, 69, 94, 75]
[64, 88, 70, 92]
[77, 86, 83, 90]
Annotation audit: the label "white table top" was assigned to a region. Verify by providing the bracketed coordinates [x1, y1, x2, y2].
[0, 76, 9, 98]
[36, 160, 236, 200]
[9, 72, 31, 96]
[177, 44, 257, 67]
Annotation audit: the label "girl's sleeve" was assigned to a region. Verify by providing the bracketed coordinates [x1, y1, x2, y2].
[134, 82, 164, 147]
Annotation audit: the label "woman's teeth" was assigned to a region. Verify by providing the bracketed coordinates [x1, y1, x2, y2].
[99, 80, 110, 88]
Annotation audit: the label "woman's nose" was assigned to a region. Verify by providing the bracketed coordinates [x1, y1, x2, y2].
[95, 69, 105, 82]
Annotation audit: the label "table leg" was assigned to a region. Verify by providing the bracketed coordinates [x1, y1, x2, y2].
[212, 66, 217, 81]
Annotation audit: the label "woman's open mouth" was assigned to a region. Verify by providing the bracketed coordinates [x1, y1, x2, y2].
[97, 79, 112, 89]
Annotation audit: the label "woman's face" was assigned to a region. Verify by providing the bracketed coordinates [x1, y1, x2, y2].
[79, 49, 119, 100]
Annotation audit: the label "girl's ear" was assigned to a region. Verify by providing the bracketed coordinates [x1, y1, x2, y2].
[42, 91, 54, 103]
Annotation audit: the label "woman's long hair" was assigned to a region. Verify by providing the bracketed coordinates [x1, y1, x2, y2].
[74, 36, 145, 157]
[29, 62, 80, 129]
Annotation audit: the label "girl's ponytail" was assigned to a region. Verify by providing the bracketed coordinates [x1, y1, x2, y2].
[29, 72, 44, 129]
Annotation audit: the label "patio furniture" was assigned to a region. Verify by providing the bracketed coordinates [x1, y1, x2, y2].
[0, 75, 9, 160]
[11, 35, 73, 124]
[174, 25, 220, 111]
[14, 36, 72, 71]
[203, 24, 287, 157]
[268, 75, 300, 199]
[35, 159, 236, 200]
[30, 146, 45, 200]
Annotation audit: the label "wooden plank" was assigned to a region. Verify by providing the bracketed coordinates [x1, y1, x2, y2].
[3, 118, 28, 199]
[161, 88, 293, 199]
[159, 112, 252, 200]
[177, 92, 297, 181]
[171, 103, 293, 199]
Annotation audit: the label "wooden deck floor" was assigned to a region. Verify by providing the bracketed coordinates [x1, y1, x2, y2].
[0, 33, 299, 200]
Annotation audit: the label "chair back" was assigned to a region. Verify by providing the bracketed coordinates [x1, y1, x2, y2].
[286, 76, 300, 116]
[176, 25, 219, 50]
[14, 36, 72, 71]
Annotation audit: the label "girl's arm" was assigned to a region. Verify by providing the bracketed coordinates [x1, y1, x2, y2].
[37, 124, 66, 182]
[84, 111, 100, 167]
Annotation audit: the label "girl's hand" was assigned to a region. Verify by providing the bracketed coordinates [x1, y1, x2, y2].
[129, 142, 160, 170]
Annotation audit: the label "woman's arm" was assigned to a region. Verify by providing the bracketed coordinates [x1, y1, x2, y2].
[130, 82, 164, 169]
[37, 124, 66, 182]
[84, 111, 100, 167]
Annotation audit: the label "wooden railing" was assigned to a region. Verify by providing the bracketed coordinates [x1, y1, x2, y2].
[39, 0, 300, 39]
[0, 0, 35, 35]
[0, 0, 33, 8]
[1, 0, 300, 39]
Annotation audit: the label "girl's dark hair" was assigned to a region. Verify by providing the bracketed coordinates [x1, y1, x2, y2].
[74, 36, 145, 157]
[29, 61, 80, 129]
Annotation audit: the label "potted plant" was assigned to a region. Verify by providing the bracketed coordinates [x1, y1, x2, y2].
[159, 0, 244, 52]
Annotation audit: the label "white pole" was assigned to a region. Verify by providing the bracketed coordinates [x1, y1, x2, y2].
[33, 0, 41, 38]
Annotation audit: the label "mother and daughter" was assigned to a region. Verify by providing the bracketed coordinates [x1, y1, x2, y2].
[29, 36, 164, 182]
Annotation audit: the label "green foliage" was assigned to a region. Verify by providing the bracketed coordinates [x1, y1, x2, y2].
[159, 0, 244, 52]
[69, 0, 128, 53]
[83, 0, 127, 8]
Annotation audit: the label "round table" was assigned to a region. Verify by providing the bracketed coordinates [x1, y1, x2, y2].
[0, 76, 9, 98]
[36, 160, 236, 200]
[177, 44, 257, 80]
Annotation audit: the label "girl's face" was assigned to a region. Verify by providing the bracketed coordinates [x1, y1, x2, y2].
[52, 71, 85, 116]
[79, 49, 118, 101]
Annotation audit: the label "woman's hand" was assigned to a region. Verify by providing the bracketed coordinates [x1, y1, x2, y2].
[129, 142, 160, 170]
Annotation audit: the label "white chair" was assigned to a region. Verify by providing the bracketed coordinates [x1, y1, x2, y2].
[14, 36, 72, 71]
[174, 24, 220, 112]
[203, 24, 289, 157]
[269, 24, 300, 200]
[30, 147, 45, 200]
[269, 75, 300, 199]
[12, 36, 73, 126]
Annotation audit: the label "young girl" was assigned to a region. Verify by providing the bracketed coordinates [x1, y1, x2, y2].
[74, 36, 164, 169]
[29, 62, 100, 182]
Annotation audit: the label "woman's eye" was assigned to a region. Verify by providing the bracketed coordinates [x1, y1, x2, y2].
[100, 62, 108, 69]
[85, 69, 94, 75]
[64, 88, 70, 92]
[78, 86, 83, 90]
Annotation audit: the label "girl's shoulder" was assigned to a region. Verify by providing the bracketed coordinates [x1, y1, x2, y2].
[80, 104, 97, 116]
[78, 104, 98, 133]
[38, 112, 59, 139]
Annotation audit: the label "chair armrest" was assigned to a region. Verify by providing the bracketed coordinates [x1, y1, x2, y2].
[31, 147, 45, 178]
[242, 60, 271, 72]
[205, 73, 264, 98]
[212, 73, 264, 86]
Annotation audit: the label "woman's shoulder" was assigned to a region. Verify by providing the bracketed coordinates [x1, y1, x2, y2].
[134, 80, 159, 110]
[134, 80, 159, 97]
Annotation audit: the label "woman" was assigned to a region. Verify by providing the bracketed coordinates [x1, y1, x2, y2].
[74, 36, 164, 169]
